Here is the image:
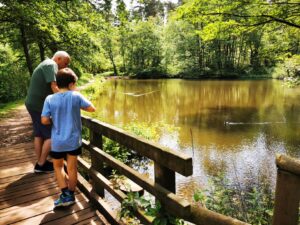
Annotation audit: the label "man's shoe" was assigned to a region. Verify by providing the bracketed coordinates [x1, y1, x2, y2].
[54, 191, 75, 208]
[34, 160, 54, 173]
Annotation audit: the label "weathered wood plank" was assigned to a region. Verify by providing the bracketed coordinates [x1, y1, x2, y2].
[43, 208, 96, 225]
[276, 154, 300, 176]
[1, 193, 87, 224]
[0, 181, 57, 202]
[0, 161, 35, 178]
[0, 186, 61, 210]
[272, 169, 300, 225]
[0, 173, 54, 189]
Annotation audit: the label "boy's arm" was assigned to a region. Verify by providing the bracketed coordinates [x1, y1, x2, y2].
[41, 116, 51, 125]
[82, 104, 96, 112]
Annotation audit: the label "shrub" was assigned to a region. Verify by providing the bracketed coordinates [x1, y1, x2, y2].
[0, 44, 29, 103]
[194, 173, 274, 225]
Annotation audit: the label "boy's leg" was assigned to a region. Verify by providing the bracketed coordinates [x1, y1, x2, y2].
[53, 158, 68, 189]
[66, 154, 78, 192]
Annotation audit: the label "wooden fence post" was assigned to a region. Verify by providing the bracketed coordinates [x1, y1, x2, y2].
[272, 154, 300, 225]
[90, 130, 105, 197]
[154, 163, 176, 194]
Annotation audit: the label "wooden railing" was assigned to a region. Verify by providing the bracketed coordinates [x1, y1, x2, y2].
[77, 115, 300, 225]
[272, 154, 300, 225]
[77, 115, 249, 225]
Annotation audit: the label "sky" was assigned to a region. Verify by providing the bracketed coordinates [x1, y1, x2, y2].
[123, 0, 179, 9]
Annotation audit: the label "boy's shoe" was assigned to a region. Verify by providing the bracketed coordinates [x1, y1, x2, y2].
[54, 191, 75, 208]
[34, 160, 54, 173]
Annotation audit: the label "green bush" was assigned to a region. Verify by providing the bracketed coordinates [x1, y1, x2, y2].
[0, 44, 29, 103]
[272, 54, 300, 79]
[194, 173, 274, 225]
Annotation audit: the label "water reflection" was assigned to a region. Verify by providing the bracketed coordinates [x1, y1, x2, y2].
[92, 79, 300, 197]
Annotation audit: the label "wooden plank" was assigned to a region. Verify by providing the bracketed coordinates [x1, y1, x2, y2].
[0, 161, 35, 179]
[0, 181, 57, 202]
[0, 173, 54, 189]
[0, 186, 60, 210]
[276, 154, 300, 176]
[0, 148, 34, 156]
[75, 216, 105, 225]
[272, 169, 300, 225]
[154, 162, 175, 193]
[0, 176, 56, 192]
[0, 193, 88, 224]
[185, 205, 250, 225]
[89, 168, 153, 225]
[0, 152, 34, 161]
[0, 157, 35, 167]
[76, 170, 119, 225]
[42, 208, 96, 225]
[82, 116, 193, 176]
[0, 142, 33, 152]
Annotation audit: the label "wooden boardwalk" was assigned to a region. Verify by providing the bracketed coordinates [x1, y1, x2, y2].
[0, 108, 111, 225]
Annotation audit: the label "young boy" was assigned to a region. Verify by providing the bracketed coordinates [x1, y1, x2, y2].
[41, 68, 95, 208]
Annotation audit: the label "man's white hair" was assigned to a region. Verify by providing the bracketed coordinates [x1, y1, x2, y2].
[53, 51, 70, 59]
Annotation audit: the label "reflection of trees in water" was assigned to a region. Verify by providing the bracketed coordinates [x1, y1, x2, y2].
[92, 79, 300, 204]
[202, 153, 228, 177]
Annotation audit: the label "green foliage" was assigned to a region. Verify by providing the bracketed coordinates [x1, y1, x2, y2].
[272, 54, 300, 86]
[103, 137, 132, 163]
[1, 0, 300, 102]
[80, 75, 106, 100]
[145, 201, 185, 225]
[120, 192, 185, 225]
[76, 73, 93, 87]
[194, 173, 274, 225]
[0, 44, 29, 103]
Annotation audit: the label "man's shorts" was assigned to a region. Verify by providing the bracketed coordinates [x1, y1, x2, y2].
[50, 147, 82, 159]
[26, 107, 51, 139]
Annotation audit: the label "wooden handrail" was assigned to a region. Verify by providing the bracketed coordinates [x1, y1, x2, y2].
[78, 115, 250, 225]
[273, 154, 300, 225]
[276, 154, 300, 176]
[82, 115, 192, 176]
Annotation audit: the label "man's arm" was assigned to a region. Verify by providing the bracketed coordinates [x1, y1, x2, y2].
[41, 116, 51, 125]
[51, 81, 59, 93]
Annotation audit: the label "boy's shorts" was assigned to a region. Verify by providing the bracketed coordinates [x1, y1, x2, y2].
[26, 108, 51, 139]
[50, 147, 82, 159]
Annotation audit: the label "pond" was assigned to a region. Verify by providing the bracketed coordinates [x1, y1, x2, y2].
[91, 79, 300, 201]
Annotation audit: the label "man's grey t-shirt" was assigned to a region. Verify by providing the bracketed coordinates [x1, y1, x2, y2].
[42, 91, 91, 152]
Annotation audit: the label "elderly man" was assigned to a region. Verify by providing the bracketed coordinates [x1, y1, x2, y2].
[25, 51, 71, 173]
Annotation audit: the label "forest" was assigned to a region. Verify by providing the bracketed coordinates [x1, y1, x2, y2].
[0, 0, 299, 103]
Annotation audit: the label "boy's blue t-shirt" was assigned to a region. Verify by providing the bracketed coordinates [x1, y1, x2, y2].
[42, 91, 92, 152]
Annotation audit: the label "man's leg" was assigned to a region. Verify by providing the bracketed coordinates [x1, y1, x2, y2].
[38, 138, 51, 166]
[34, 137, 43, 162]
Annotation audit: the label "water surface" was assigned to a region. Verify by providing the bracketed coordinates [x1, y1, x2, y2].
[92, 79, 300, 200]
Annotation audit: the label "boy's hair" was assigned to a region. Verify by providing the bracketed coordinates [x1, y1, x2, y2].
[56, 68, 78, 88]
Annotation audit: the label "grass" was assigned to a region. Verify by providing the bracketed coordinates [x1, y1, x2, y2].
[0, 99, 25, 118]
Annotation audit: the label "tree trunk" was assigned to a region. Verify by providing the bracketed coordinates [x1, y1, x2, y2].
[108, 47, 118, 76]
[20, 25, 33, 75]
[38, 42, 45, 62]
